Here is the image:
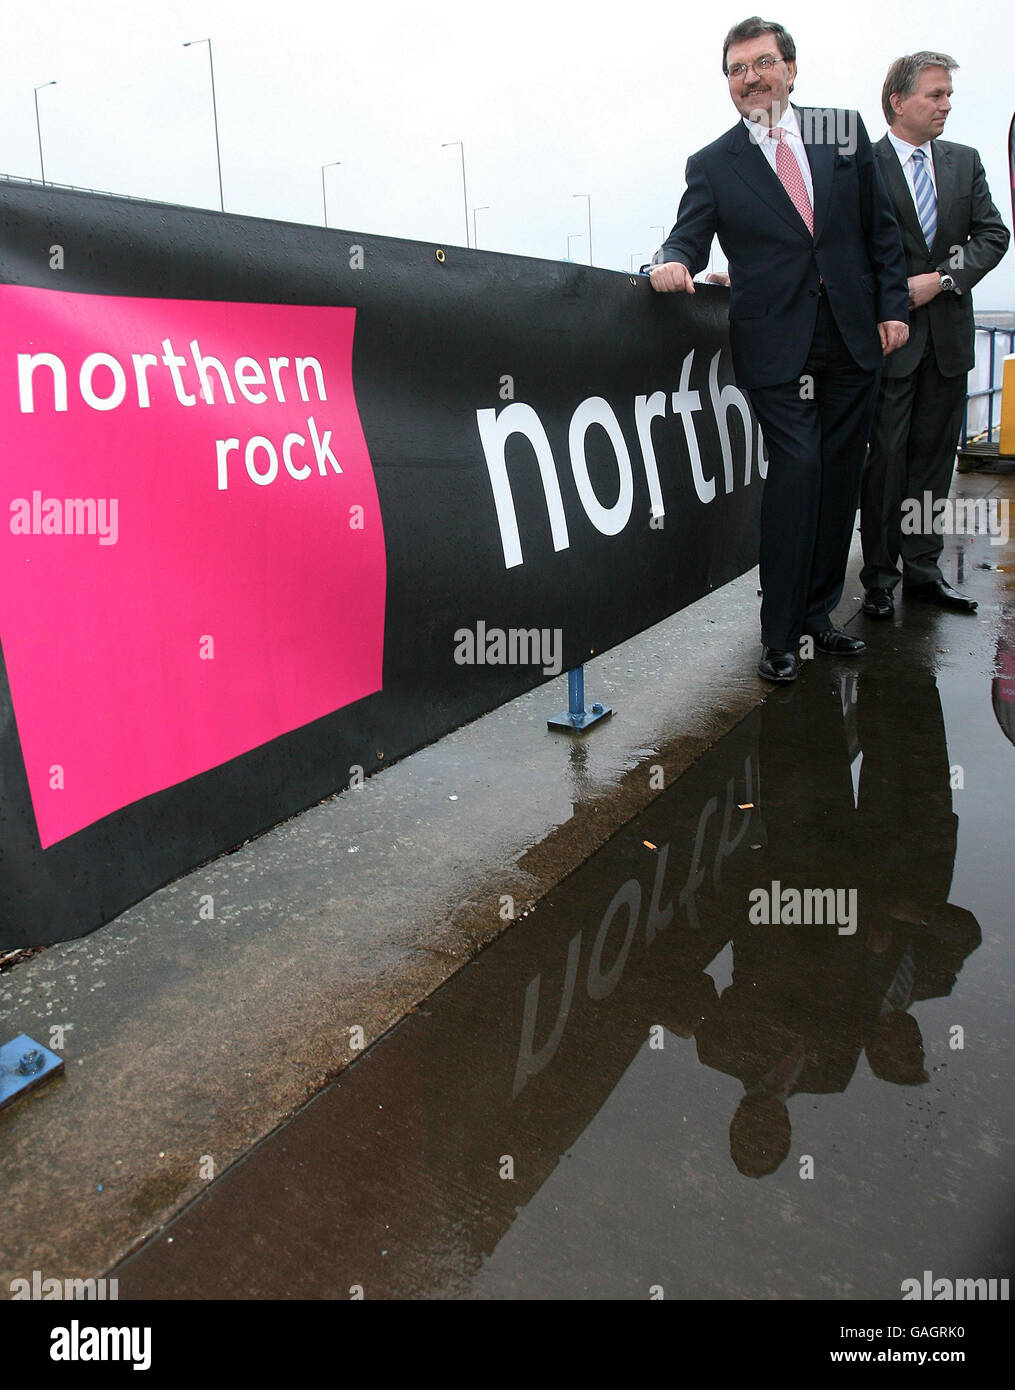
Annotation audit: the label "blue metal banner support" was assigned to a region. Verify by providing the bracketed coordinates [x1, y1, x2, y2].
[0, 1033, 64, 1110]
[547, 664, 613, 732]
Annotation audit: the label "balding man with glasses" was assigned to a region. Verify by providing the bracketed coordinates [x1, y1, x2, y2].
[650, 16, 909, 683]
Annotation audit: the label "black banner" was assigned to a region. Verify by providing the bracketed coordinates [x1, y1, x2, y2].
[0, 183, 763, 947]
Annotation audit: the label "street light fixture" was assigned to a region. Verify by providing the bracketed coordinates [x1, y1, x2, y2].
[573, 193, 592, 265]
[441, 141, 470, 248]
[183, 39, 224, 211]
[473, 205, 489, 249]
[34, 82, 56, 185]
[322, 161, 341, 228]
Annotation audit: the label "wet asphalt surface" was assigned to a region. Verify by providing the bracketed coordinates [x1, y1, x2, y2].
[113, 478, 1015, 1301]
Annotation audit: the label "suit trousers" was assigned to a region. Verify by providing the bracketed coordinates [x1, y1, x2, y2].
[859, 338, 968, 591]
[745, 297, 880, 651]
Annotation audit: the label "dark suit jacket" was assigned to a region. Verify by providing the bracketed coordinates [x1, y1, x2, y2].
[661, 107, 909, 389]
[873, 135, 1010, 379]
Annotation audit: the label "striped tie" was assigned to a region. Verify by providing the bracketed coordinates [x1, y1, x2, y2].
[911, 149, 937, 251]
[768, 126, 813, 234]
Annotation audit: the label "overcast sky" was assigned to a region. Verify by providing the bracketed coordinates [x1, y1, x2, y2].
[2, 0, 1012, 305]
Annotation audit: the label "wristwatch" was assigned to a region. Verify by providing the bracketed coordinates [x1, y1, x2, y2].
[938, 272, 958, 293]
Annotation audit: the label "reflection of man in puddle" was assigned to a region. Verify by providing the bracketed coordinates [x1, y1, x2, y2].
[728, 1047, 801, 1177]
[866, 1006, 927, 1086]
[697, 670, 979, 1176]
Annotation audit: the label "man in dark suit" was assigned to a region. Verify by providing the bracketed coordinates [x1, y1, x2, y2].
[650, 16, 910, 683]
[860, 52, 1010, 618]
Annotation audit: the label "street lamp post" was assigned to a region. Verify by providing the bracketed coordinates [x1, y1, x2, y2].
[573, 193, 592, 265]
[183, 39, 224, 211]
[34, 82, 56, 185]
[566, 233, 582, 260]
[473, 205, 489, 249]
[441, 141, 470, 248]
[322, 161, 341, 227]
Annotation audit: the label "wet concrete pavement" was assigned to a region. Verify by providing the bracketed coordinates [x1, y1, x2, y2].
[110, 474, 1015, 1300]
[2, 553, 773, 1290]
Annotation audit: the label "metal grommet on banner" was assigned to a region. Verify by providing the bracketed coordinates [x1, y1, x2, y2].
[630, 276, 639, 287]
[435, 248, 446, 263]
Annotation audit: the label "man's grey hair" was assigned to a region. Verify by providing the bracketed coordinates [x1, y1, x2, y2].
[722, 16, 796, 75]
[882, 51, 958, 124]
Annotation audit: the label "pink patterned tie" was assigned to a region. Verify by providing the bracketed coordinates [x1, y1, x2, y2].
[768, 126, 813, 234]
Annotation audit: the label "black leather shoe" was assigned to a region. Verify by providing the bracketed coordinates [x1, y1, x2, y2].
[810, 627, 866, 655]
[758, 647, 799, 683]
[904, 580, 978, 613]
[862, 587, 895, 618]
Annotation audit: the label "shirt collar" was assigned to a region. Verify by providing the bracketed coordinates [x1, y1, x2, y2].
[742, 102, 801, 141]
[886, 127, 934, 166]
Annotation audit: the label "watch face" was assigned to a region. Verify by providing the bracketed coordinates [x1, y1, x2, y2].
[940, 274, 955, 291]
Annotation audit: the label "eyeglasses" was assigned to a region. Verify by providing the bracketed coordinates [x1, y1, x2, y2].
[726, 54, 784, 80]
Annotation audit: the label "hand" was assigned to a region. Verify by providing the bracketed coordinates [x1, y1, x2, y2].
[648, 262, 695, 294]
[878, 320, 909, 355]
[908, 272, 942, 309]
[705, 271, 731, 287]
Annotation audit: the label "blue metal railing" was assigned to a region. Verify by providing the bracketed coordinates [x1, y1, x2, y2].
[961, 324, 1015, 447]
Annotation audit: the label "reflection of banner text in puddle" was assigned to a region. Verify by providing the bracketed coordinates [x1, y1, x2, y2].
[513, 754, 759, 1096]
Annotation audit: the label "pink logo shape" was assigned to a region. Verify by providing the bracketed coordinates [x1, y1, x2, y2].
[0, 285, 386, 847]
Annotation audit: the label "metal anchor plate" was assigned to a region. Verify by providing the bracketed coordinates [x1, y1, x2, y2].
[0, 1033, 64, 1111]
